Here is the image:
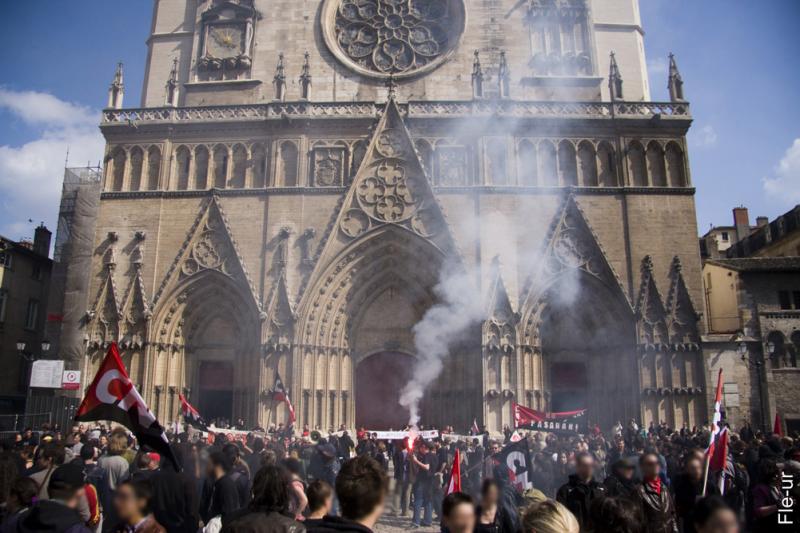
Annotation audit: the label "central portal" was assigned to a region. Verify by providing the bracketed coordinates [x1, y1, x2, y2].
[356, 351, 414, 430]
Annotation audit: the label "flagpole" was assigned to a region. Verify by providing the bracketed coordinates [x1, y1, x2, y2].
[701, 451, 711, 497]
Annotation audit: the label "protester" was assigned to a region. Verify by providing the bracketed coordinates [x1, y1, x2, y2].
[441, 492, 476, 533]
[521, 499, 580, 533]
[307, 455, 388, 533]
[410, 441, 437, 528]
[556, 451, 605, 530]
[635, 452, 678, 533]
[0, 478, 37, 527]
[5, 464, 92, 533]
[111, 479, 166, 533]
[589, 496, 644, 533]
[306, 480, 334, 528]
[28, 442, 66, 499]
[201, 451, 240, 524]
[221, 465, 303, 533]
[691, 496, 739, 533]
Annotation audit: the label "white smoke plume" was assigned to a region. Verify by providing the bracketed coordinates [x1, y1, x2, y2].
[399, 260, 485, 427]
[399, 198, 582, 428]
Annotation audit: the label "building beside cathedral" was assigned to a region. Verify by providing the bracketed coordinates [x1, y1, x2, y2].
[54, 0, 708, 432]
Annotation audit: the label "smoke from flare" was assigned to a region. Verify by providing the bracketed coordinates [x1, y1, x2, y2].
[399, 263, 485, 427]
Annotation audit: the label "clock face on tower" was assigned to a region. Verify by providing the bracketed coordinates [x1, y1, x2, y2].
[206, 24, 245, 58]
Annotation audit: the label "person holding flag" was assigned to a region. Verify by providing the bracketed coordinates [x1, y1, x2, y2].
[703, 369, 724, 496]
[270, 371, 296, 434]
[179, 393, 208, 432]
[75, 343, 181, 471]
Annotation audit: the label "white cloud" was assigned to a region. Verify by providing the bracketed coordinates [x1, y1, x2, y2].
[763, 138, 800, 204]
[0, 87, 98, 127]
[689, 125, 718, 149]
[0, 88, 104, 241]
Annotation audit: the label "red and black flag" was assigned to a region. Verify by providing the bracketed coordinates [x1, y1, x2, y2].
[179, 393, 208, 432]
[75, 343, 180, 471]
[271, 372, 296, 423]
[513, 402, 587, 435]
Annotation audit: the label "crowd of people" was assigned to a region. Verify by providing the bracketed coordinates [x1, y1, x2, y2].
[0, 418, 797, 532]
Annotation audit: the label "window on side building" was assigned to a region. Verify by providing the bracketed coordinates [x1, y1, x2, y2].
[0, 290, 7, 323]
[24, 299, 39, 330]
[778, 290, 791, 310]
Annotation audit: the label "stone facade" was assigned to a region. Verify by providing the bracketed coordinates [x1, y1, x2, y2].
[69, 0, 707, 431]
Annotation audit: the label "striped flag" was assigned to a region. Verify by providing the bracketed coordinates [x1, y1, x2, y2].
[179, 393, 208, 431]
[447, 448, 462, 495]
[706, 369, 724, 457]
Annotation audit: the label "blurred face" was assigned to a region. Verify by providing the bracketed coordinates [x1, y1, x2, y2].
[483, 484, 499, 505]
[696, 508, 739, 533]
[619, 465, 635, 480]
[686, 458, 703, 481]
[576, 456, 595, 480]
[490, 443, 500, 455]
[641, 455, 660, 479]
[114, 484, 145, 523]
[445, 502, 476, 533]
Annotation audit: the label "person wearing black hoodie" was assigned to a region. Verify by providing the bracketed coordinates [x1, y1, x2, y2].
[556, 452, 606, 531]
[603, 458, 639, 502]
[307, 455, 389, 533]
[4, 463, 91, 533]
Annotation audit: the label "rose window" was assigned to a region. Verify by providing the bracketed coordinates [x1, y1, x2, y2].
[322, 0, 466, 79]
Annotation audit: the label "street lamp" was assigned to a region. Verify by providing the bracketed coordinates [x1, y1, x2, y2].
[16, 340, 51, 428]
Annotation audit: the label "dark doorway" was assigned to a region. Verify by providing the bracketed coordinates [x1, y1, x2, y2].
[356, 351, 414, 430]
[198, 361, 234, 423]
[550, 362, 588, 412]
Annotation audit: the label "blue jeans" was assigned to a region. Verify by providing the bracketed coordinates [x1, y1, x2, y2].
[412, 482, 433, 526]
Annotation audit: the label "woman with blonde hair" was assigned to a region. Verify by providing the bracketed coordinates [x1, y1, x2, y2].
[522, 499, 580, 533]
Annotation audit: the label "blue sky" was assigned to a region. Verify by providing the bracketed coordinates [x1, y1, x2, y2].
[0, 1, 798, 241]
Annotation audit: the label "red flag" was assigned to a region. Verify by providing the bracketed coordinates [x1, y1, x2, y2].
[76, 343, 180, 470]
[447, 448, 462, 495]
[179, 394, 208, 431]
[709, 427, 729, 472]
[774, 413, 783, 437]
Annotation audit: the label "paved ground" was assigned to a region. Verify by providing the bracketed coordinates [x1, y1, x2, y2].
[375, 512, 439, 533]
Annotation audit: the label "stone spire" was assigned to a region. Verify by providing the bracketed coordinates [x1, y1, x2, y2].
[299, 51, 312, 100]
[498, 50, 510, 99]
[273, 53, 286, 101]
[472, 50, 484, 99]
[107, 62, 124, 109]
[608, 52, 623, 101]
[165, 58, 179, 107]
[667, 53, 685, 102]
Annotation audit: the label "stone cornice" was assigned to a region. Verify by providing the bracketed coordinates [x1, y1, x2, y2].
[99, 185, 696, 200]
[101, 99, 691, 129]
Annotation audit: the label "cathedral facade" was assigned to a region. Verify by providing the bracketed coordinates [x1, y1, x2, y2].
[74, 0, 707, 432]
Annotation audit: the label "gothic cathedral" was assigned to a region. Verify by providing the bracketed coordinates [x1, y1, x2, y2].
[77, 0, 706, 432]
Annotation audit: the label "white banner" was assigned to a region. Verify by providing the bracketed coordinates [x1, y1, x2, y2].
[365, 429, 440, 440]
[30, 360, 65, 388]
[441, 433, 486, 442]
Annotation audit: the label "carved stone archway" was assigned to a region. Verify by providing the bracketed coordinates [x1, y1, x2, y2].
[293, 225, 477, 430]
[146, 270, 262, 424]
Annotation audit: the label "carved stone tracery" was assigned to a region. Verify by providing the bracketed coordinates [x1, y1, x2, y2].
[323, 0, 465, 79]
